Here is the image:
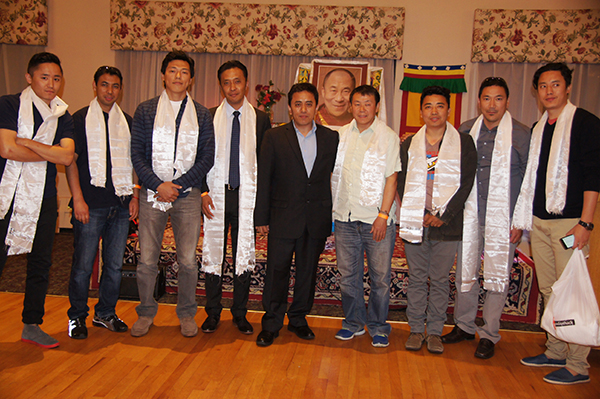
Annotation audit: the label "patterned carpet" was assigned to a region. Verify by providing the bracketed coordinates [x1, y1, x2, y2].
[0, 227, 543, 331]
[121, 222, 543, 330]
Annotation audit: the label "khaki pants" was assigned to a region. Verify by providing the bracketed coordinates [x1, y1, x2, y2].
[531, 216, 590, 375]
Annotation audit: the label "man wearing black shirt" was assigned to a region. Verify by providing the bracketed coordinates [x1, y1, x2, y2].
[517, 63, 600, 385]
[66, 66, 139, 340]
[0, 52, 75, 348]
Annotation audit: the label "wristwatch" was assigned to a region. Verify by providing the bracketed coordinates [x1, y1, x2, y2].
[578, 220, 594, 231]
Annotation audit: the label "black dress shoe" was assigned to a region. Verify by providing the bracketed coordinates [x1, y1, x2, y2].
[287, 324, 315, 340]
[475, 338, 495, 359]
[233, 316, 254, 335]
[256, 330, 279, 347]
[441, 325, 475, 344]
[201, 315, 220, 333]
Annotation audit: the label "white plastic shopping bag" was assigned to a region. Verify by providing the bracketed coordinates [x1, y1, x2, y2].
[540, 248, 600, 346]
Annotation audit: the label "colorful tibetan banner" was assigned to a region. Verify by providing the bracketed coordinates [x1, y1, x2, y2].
[0, 0, 48, 46]
[110, 1, 404, 59]
[399, 64, 466, 139]
[471, 9, 600, 64]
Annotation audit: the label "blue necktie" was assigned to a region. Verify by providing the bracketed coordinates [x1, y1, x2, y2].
[229, 110, 240, 189]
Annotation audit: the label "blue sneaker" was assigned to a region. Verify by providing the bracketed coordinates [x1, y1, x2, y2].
[543, 368, 590, 385]
[335, 328, 366, 341]
[372, 334, 389, 348]
[520, 354, 566, 367]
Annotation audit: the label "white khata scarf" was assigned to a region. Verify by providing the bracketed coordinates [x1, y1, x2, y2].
[0, 86, 67, 255]
[399, 122, 461, 243]
[331, 117, 389, 212]
[461, 112, 512, 293]
[512, 101, 577, 230]
[149, 90, 199, 212]
[85, 98, 133, 196]
[202, 98, 257, 276]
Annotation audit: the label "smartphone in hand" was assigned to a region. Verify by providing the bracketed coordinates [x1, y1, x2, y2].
[560, 234, 575, 250]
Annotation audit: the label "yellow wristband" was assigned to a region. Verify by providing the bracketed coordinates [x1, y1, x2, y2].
[134, 184, 142, 190]
[378, 213, 389, 220]
[201, 192, 209, 197]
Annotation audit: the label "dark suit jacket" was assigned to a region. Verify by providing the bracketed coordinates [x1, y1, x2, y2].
[201, 104, 271, 193]
[255, 122, 339, 240]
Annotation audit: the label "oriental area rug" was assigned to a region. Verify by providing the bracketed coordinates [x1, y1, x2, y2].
[121, 222, 541, 325]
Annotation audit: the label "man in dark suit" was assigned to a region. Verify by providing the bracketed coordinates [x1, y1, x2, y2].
[201, 60, 271, 335]
[255, 83, 339, 347]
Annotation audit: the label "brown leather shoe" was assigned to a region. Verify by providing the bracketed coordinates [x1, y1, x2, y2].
[475, 338, 495, 359]
[441, 325, 475, 344]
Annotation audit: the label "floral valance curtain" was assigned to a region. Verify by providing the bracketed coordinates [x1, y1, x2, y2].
[0, 0, 48, 46]
[471, 9, 600, 64]
[110, 1, 404, 60]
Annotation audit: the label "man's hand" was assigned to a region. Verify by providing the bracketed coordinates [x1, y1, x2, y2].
[510, 228, 523, 244]
[73, 198, 90, 224]
[423, 213, 444, 228]
[566, 223, 591, 250]
[156, 181, 182, 203]
[370, 216, 388, 242]
[202, 194, 215, 219]
[129, 197, 139, 221]
[257, 225, 269, 235]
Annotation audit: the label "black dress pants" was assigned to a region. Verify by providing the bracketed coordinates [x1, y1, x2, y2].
[261, 227, 325, 332]
[0, 196, 57, 324]
[204, 188, 251, 319]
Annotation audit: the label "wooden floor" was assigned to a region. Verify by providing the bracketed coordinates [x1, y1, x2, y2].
[0, 292, 598, 399]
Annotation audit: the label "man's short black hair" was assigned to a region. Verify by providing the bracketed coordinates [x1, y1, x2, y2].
[288, 83, 318, 106]
[478, 77, 509, 98]
[532, 62, 573, 90]
[349, 85, 380, 105]
[323, 68, 356, 89]
[161, 50, 195, 78]
[217, 60, 248, 83]
[420, 86, 451, 107]
[27, 52, 63, 75]
[93, 66, 123, 85]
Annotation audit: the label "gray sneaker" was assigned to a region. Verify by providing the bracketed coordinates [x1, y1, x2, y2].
[180, 317, 198, 337]
[21, 324, 59, 349]
[426, 334, 444, 354]
[405, 332, 425, 351]
[131, 316, 154, 337]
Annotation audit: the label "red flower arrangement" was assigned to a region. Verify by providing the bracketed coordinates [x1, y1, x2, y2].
[255, 80, 285, 114]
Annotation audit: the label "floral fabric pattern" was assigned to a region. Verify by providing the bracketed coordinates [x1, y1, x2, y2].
[0, 0, 48, 46]
[472, 9, 600, 63]
[110, 1, 405, 60]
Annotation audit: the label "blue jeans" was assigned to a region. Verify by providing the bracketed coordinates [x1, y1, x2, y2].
[68, 205, 130, 320]
[136, 188, 202, 319]
[335, 220, 395, 337]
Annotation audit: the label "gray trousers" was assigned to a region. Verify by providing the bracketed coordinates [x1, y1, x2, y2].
[405, 228, 459, 336]
[454, 224, 517, 343]
[136, 188, 202, 319]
